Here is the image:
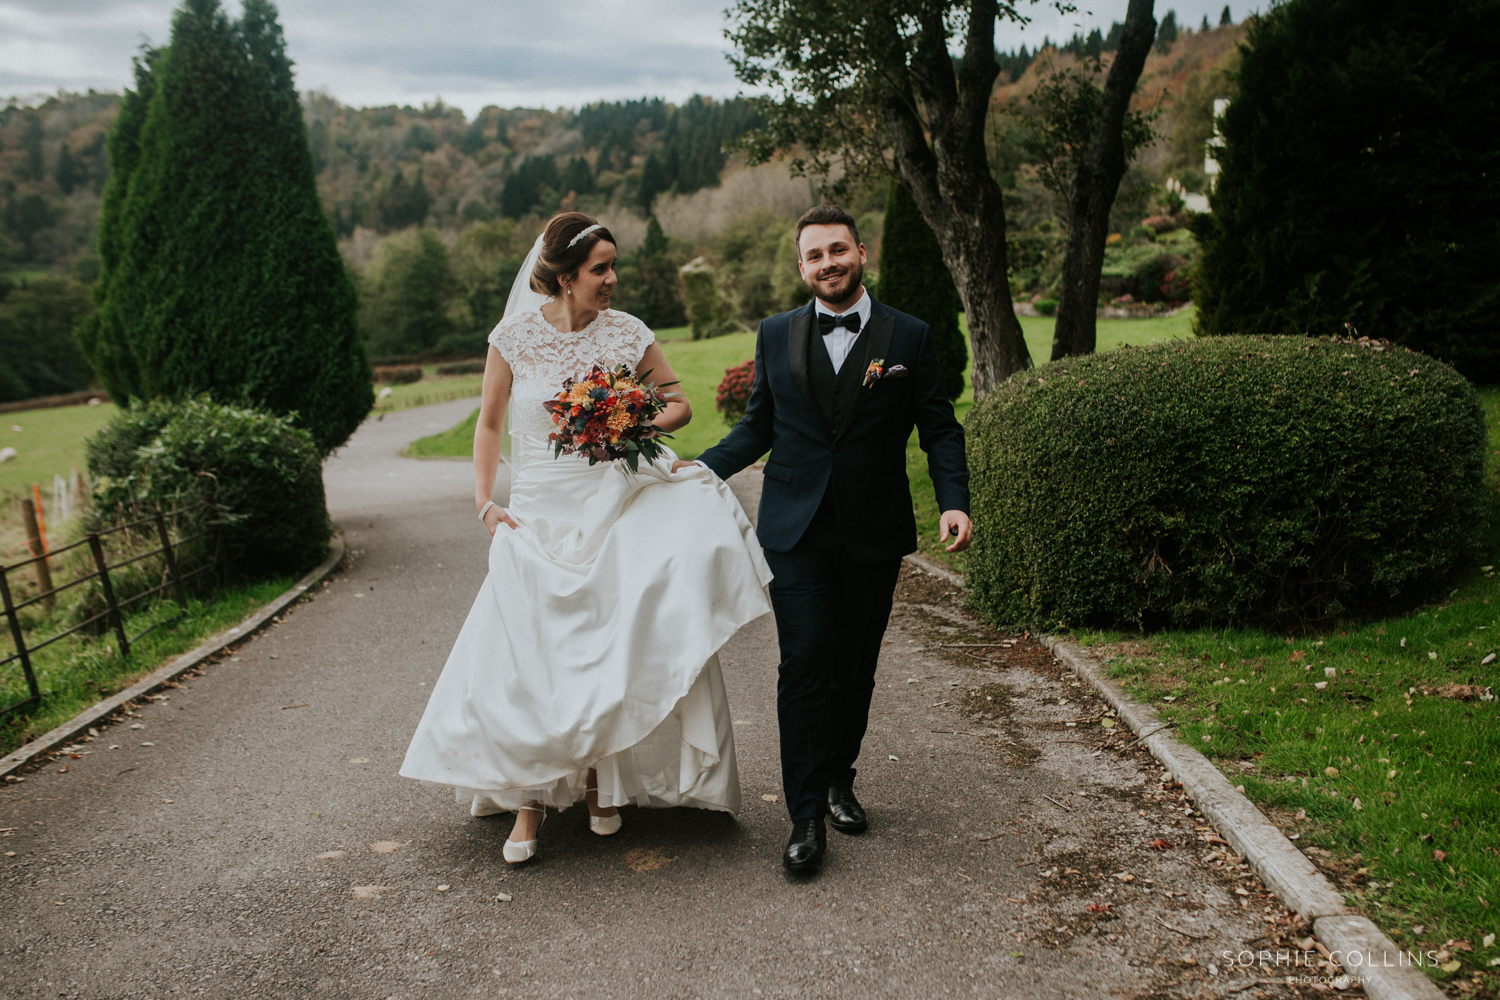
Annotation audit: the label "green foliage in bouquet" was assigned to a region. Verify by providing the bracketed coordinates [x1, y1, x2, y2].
[1192, 0, 1500, 381]
[87, 396, 329, 580]
[964, 336, 1486, 631]
[877, 180, 966, 401]
[77, 0, 371, 455]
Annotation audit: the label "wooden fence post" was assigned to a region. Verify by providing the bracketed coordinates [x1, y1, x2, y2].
[16, 497, 54, 611]
[86, 532, 129, 658]
[0, 565, 40, 708]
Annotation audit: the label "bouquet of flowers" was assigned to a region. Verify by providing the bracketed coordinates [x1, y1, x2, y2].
[542, 363, 677, 472]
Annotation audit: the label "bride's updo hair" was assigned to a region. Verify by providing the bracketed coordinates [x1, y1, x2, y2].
[530, 212, 616, 296]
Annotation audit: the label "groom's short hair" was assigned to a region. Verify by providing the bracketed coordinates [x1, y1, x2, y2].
[795, 205, 861, 258]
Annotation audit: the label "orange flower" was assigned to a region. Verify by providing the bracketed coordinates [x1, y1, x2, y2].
[606, 406, 633, 432]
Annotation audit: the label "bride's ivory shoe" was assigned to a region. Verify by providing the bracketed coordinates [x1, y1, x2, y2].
[585, 783, 622, 836]
[503, 805, 545, 864]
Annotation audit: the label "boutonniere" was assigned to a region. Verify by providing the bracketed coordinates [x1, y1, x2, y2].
[862, 359, 910, 388]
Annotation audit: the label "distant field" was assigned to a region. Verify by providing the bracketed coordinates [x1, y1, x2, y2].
[0, 401, 118, 501]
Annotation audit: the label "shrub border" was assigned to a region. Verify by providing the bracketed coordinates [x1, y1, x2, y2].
[902, 552, 1441, 1000]
[0, 533, 346, 779]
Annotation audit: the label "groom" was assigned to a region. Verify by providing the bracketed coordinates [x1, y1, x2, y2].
[674, 205, 971, 872]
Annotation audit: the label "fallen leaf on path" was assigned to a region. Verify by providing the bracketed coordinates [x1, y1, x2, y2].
[1100, 718, 1116, 729]
[1112, 872, 1135, 882]
[760, 794, 779, 802]
[1086, 902, 1111, 913]
[368, 841, 403, 854]
[494, 892, 512, 902]
[350, 885, 392, 899]
[1234, 888, 1250, 896]
[1151, 838, 1175, 851]
[436, 885, 450, 891]
[625, 849, 676, 872]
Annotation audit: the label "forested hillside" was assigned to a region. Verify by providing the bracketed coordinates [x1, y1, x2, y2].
[0, 15, 1244, 395]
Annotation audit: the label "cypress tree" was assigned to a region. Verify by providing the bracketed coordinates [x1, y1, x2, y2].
[1193, 0, 1500, 380]
[878, 180, 966, 400]
[77, 49, 159, 401]
[82, 0, 371, 454]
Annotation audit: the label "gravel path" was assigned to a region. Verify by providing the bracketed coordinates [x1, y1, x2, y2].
[1, 401, 1318, 1000]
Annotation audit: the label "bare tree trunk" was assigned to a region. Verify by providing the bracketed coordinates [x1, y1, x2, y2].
[1050, 0, 1157, 361]
[877, 0, 1033, 398]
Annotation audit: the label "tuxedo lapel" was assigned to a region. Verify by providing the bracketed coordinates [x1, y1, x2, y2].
[786, 307, 832, 438]
[833, 306, 896, 441]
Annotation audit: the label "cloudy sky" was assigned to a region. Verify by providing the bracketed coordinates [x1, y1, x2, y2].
[2, 1, 1259, 115]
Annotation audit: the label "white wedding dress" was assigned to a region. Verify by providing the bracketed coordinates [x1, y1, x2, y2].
[400, 308, 772, 817]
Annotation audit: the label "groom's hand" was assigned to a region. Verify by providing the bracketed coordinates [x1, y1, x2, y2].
[939, 510, 973, 553]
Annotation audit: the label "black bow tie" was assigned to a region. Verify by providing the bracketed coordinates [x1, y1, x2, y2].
[818, 311, 861, 335]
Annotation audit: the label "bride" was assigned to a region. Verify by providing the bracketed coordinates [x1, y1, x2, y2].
[400, 211, 772, 863]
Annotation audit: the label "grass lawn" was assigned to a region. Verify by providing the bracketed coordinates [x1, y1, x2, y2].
[403, 330, 761, 460]
[1, 574, 296, 755]
[0, 402, 118, 502]
[1061, 387, 1500, 981]
[408, 308, 1197, 466]
[372, 373, 485, 414]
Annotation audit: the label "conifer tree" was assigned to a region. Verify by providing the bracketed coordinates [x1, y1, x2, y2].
[55, 144, 79, 195]
[1193, 0, 1500, 380]
[1220, 6, 1232, 26]
[1155, 10, 1178, 52]
[81, 0, 371, 454]
[879, 180, 966, 400]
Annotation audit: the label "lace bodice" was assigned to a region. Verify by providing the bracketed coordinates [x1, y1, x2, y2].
[490, 308, 658, 441]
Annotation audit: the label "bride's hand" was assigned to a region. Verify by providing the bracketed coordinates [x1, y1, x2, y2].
[669, 460, 697, 474]
[482, 505, 520, 536]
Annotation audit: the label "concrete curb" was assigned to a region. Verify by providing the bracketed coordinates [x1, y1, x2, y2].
[889, 554, 1441, 998]
[902, 551, 964, 587]
[1043, 638, 1443, 1000]
[0, 534, 347, 781]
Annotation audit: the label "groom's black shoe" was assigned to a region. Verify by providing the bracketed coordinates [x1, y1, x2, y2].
[782, 817, 827, 872]
[827, 785, 868, 834]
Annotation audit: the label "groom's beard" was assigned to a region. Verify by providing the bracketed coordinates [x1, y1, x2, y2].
[809, 260, 863, 306]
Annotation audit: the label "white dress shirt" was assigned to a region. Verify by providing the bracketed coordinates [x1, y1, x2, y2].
[814, 287, 872, 374]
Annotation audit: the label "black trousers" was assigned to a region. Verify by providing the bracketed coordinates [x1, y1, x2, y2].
[762, 489, 903, 821]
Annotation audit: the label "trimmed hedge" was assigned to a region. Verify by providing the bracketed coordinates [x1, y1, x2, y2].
[87, 397, 329, 581]
[964, 336, 1486, 630]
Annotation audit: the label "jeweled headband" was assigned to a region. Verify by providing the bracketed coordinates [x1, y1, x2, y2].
[567, 224, 603, 249]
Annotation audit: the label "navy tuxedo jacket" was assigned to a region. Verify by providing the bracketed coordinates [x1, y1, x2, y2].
[698, 297, 969, 563]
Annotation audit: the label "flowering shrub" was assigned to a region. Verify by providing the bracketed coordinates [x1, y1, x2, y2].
[715, 359, 755, 425]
